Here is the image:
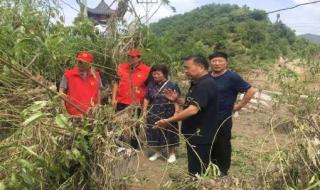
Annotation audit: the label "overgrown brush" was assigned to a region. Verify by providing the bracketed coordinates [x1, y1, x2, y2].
[0, 56, 144, 189]
[0, 1, 156, 189]
[260, 63, 320, 189]
[0, 104, 141, 189]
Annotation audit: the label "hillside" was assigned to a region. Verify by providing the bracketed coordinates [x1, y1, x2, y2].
[144, 3, 313, 70]
[299, 33, 320, 44]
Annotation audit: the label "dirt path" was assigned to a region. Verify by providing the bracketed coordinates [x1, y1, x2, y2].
[128, 108, 290, 189]
[230, 110, 291, 188]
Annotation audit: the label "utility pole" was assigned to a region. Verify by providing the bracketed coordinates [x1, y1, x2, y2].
[136, 0, 158, 25]
[77, 0, 87, 18]
[276, 13, 280, 23]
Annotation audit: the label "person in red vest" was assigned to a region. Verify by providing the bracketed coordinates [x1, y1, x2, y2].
[112, 48, 150, 149]
[59, 51, 103, 116]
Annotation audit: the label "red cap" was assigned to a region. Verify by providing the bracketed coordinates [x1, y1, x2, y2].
[75, 51, 94, 64]
[128, 48, 141, 57]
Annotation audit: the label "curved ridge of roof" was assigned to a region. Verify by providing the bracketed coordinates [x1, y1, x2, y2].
[87, 0, 115, 15]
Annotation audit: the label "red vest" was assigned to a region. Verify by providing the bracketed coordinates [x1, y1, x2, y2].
[64, 67, 100, 116]
[116, 63, 150, 105]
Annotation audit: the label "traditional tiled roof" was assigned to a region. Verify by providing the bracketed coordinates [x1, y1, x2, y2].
[87, 0, 116, 15]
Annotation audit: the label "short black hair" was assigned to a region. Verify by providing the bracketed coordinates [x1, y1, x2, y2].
[208, 51, 228, 61]
[150, 64, 169, 78]
[183, 55, 209, 70]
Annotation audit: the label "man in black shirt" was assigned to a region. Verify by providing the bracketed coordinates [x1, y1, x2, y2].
[156, 55, 219, 176]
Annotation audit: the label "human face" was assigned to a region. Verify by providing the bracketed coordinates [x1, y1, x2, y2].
[210, 57, 228, 74]
[129, 55, 141, 65]
[152, 70, 166, 83]
[184, 59, 202, 80]
[77, 60, 91, 72]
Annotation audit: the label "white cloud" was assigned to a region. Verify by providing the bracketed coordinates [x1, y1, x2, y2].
[291, 0, 320, 16]
[278, 0, 320, 34]
[124, 0, 198, 23]
[61, 7, 78, 25]
[292, 0, 315, 3]
[60, 0, 320, 34]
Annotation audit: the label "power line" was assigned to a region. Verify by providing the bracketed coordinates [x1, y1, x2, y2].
[136, 0, 159, 25]
[205, 0, 320, 28]
[59, 0, 79, 12]
[58, 0, 320, 25]
[267, 0, 320, 14]
[57, 0, 320, 35]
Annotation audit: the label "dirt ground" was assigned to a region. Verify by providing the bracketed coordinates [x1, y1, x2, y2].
[125, 106, 292, 190]
[124, 69, 294, 189]
[120, 67, 304, 190]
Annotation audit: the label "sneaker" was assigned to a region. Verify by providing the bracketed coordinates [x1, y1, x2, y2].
[125, 148, 133, 157]
[167, 154, 176, 163]
[149, 153, 161, 161]
[117, 147, 126, 153]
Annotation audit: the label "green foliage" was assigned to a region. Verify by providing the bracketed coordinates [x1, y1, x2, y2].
[0, 98, 130, 189]
[262, 53, 320, 189]
[0, 1, 135, 189]
[0, 0, 106, 82]
[1, 1, 320, 189]
[144, 3, 318, 71]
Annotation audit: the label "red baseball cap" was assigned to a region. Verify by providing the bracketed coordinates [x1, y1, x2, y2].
[128, 48, 141, 57]
[75, 51, 94, 64]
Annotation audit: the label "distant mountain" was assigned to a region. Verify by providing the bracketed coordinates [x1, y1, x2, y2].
[299, 33, 320, 44]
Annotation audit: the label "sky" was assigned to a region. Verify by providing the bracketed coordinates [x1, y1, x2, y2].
[59, 0, 320, 35]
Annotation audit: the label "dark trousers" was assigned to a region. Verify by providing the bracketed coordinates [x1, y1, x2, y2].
[186, 117, 232, 176]
[116, 103, 140, 149]
[211, 117, 232, 175]
[186, 143, 211, 175]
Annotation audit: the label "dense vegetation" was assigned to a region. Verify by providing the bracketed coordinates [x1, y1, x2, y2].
[0, 1, 135, 189]
[0, 1, 108, 83]
[143, 3, 320, 71]
[1, 1, 320, 189]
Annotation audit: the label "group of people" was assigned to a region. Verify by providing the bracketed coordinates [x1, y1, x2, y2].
[59, 48, 256, 177]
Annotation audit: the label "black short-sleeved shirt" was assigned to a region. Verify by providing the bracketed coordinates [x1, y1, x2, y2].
[181, 74, 219, 145]
[211, 70, 251, 120]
